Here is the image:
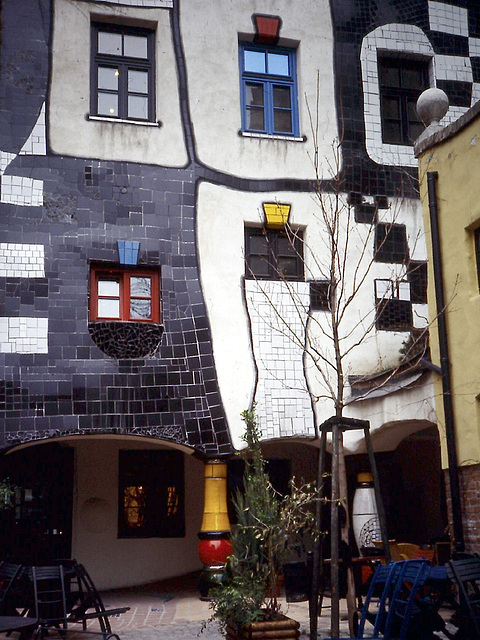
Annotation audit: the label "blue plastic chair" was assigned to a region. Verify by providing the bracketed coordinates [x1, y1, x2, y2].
[325, 559, 431, 640]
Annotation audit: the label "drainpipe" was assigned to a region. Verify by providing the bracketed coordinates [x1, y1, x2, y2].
[427, 171, 464, 551]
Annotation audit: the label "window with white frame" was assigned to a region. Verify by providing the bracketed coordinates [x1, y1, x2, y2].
[239, 43, 299, 136]
[91, 23, 155, 122]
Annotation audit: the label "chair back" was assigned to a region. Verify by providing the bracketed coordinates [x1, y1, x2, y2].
[73, 563, 111, 634]
[446, 556, 480, 639]
[384, 559, 431, 640]
[356, 561, 403, 638]
[32, 565, 68, 630]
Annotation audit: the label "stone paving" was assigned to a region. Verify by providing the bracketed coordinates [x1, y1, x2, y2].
[0, 571, 454, 640]
[93, 572, 347, 640]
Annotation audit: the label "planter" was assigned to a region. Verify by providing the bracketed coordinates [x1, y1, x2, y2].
[226, 615, 300, 640]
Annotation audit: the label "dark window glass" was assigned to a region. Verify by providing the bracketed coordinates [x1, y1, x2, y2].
[409, 261, 428, 304]
[245, 227, 303, 281]
[375, 279, 413, 330]
[379, 55, 429, 145]
[118, 450, 185, 538]
[310, 281, 331, 311]
[374, 223, 408, 264]
[92, 23, 155, 122]
[240, 43, 298, 136]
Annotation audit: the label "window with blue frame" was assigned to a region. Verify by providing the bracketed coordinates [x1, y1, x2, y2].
[239, 43, 298, 136]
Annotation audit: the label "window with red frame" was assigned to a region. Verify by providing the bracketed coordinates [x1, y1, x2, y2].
[90, 267, 160, 322]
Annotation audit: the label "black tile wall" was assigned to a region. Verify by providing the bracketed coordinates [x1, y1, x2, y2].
[0, 0, 476, 459]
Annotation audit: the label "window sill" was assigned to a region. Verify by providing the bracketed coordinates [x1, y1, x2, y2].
[87, 115, 162, 128]
[239, 131, 306, 142]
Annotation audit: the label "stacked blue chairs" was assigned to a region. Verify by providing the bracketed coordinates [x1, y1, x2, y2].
[326, 559, 431, 640]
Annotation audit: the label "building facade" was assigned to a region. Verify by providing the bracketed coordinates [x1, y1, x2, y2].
[417, 98, 480, 552]
[1, 0, 478, 587]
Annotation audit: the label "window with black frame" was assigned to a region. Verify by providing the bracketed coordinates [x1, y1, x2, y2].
[91, 23, 155, 122]
[375, 279, 413, 330]
[378, 55, 429, 145]
[245, 227, 303, 280]
[118, 450, 185, 538]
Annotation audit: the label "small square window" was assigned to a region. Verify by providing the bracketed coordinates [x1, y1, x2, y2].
[245, 227, 303, 280]
[240, 43, 298, 136]
[310, 281, 331, 311]
[91, 23, 155, 122]
[374, 223, 408, 264]
[90, 266, 160, 323]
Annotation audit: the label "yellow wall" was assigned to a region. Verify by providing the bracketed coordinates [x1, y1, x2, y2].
[418, 119, 480, 469]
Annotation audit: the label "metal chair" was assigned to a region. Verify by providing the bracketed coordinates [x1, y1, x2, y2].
[446, 556, 480, 639]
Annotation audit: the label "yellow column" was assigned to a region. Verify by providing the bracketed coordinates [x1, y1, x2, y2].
[198, 460, 232, 599]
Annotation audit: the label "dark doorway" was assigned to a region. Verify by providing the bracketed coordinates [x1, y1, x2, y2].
[0, 442, 74, 564]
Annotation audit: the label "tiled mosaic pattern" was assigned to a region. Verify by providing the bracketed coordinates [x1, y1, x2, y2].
[88, 321, 164, 359]
[0, 0, 230, 456]
[19, 103, 46, 156]
[0, 0, 475, 456]
[0, 317, 48, 354]
[245, 280, 315, 439]
[332, 0, 480, 194]
[429, 1, 468, 37]
[0, 244, 44, 278]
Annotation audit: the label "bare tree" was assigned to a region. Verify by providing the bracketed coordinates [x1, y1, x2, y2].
[244, 120, 432, 636]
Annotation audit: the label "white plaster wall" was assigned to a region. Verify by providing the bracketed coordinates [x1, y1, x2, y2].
[181, 0, 337, 180]
[344, 373, 437, 454]
[71, 438, 204, 590]
[49, 0, 187, 166]
[197, 183, 427, 448]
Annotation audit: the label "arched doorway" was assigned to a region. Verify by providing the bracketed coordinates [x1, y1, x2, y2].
[0, 436, 205, 589]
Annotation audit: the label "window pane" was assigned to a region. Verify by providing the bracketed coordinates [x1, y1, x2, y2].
[409, 121, 424, 141]
[244, 49, 266, 73]
[98, 92, 118, 116]
[131, 299, 151, 319]
[249, 256, 270, 277]
[274, 110, 293, 133]
[245, 83, 264, 106]
[249, 234, 269, 255]
[128, 95, 148, 119]
[268, 53, 289, 76]
[98, 66, 119, 91]
[380, 63, 400, 88]
[278, 257, 298, 277]
[383, 97, 400, 119]
[128, 69, 148, 94]
[98, 31, 122, 55]
[124, 34, 148, 59]
[277, 236, 296, 256]
[130, 277, 151, 297]
[273, 85, 291, 108]
[98, 298, 120, 318]
[246, 107, 264, 130]
[98, 279, 120, 297]
[402, 67, 424, 90]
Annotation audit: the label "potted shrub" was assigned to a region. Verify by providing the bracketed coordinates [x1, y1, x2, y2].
[208, 408, 318, 640]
